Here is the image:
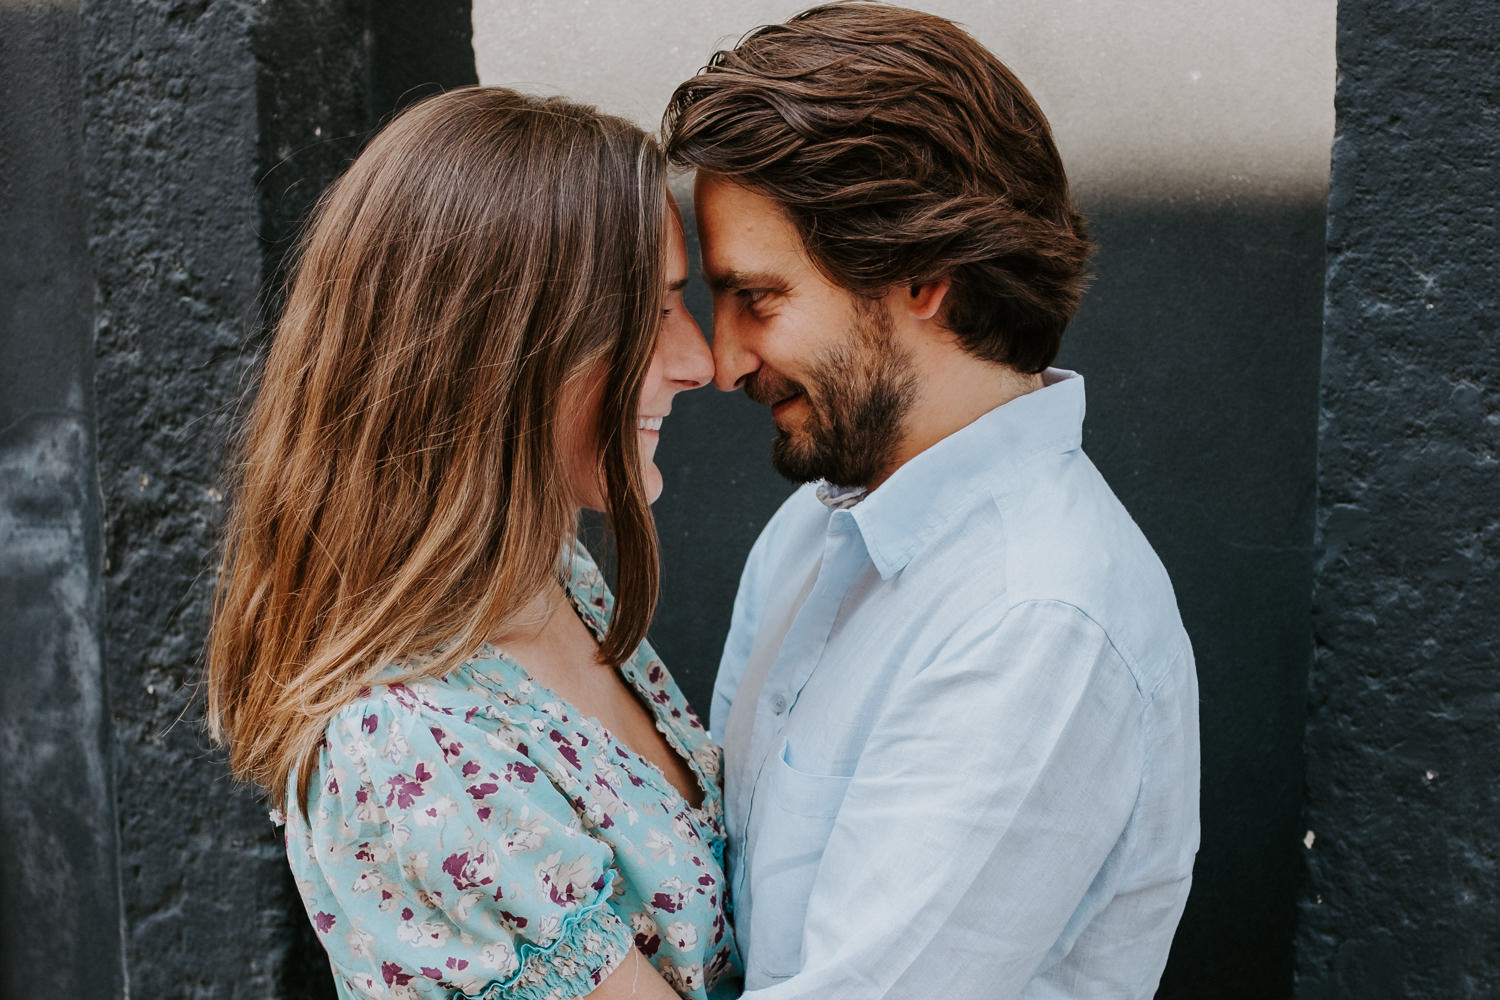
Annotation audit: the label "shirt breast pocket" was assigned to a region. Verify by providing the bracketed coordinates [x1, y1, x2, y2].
[745, 739, 852, 984]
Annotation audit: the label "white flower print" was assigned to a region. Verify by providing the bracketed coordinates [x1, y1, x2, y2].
[671, 962, 705, 993]
[536, 850, 601, 908]
[499, 807, 549, 856]
[449, 889, 485, 922]
[345, 925, 375, 959]
[645, 828, 678, 864]
[387, 809, 414, 849]
[412, 795, 459, 827]
[381, 721, 412, 765]
[351, 972, 387, 997]
[665, 921, 699, 950]
[478, 938, 521, 977]
[397, 920, 449, 948]
[402, 850, 430, 883]
[349, 867, 386, 897]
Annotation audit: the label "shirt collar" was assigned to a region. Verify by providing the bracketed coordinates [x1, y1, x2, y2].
[828, 368, 1086, 579]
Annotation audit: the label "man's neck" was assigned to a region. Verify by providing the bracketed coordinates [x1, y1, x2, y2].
[867, 353, 1044, 491]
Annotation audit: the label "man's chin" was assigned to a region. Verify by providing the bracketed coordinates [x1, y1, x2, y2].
[769, 432, 829, 485]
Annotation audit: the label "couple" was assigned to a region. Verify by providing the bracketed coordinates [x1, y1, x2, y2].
[207, 5, 1199, 999]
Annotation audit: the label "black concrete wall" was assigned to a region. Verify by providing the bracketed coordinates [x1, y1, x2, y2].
[0, 3, 125, 996]
[1295, 2, 1500, 996]
[0, 2, 471, 997]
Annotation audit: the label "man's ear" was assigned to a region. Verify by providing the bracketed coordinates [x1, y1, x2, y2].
[896, 277, 951, 322]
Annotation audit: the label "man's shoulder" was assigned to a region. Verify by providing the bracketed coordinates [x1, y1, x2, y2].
[1006, 452, 1190, 690]
[916, 448, 1190, 694]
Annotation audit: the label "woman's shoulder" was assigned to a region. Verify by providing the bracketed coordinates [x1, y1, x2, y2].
[300, 658, 532, 807]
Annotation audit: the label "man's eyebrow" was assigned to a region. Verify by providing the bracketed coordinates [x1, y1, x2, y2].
[702, 268, 781, 293]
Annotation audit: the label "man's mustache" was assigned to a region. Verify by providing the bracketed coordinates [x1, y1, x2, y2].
[743, 369, 805, 408]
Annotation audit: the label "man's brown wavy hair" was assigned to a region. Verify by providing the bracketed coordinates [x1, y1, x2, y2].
[664, 2, 1093, 373]
[206, 87, 667, 812]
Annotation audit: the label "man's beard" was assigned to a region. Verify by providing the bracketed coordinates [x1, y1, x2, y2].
[745, 300, 919, 488]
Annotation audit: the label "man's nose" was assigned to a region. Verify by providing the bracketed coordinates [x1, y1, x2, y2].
[711, 316, 757, 392]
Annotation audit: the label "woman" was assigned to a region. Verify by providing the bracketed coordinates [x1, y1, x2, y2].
[206, 87, 738, 1000]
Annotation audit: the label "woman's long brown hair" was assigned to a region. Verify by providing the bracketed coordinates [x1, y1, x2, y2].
[206, 87, 666, 812]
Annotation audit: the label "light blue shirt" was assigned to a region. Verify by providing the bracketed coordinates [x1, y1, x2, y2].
[713, 369, 1199, 999]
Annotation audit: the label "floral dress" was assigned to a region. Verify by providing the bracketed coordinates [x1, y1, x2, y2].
[283, 544, 742, 1000]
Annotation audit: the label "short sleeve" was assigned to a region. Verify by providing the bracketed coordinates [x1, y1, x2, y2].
[294, 689, 634, 1000]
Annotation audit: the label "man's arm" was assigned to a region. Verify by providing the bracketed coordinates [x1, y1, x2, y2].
[748, 599, 1167, 1000]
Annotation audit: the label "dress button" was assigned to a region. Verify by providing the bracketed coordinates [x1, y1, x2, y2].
[770, 693, 788, 714]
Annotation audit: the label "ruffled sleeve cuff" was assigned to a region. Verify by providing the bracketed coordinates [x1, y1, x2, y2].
[456, 887, 633, 1000]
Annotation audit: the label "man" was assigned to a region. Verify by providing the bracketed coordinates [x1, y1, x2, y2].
[664, 4, 1199, 998]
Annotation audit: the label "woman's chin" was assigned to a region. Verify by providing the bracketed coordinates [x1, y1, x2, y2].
[642, 463, 664, 505]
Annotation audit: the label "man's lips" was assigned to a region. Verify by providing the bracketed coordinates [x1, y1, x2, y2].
[745, 372, 805, 417]
[769, 393, 804, 421]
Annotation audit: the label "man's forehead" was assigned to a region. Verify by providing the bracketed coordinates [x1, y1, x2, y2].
[693, 175, 808, 280]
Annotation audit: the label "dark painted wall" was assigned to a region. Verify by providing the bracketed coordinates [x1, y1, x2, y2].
[1295, 2, 1500, 996]
[0, 3, 125, 996]
[1070, 201, 1324, 998]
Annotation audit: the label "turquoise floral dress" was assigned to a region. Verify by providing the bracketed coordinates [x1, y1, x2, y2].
[283, 545, 741, 1000]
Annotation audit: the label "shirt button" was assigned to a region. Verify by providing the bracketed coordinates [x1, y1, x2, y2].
[770, 693, 788, 714]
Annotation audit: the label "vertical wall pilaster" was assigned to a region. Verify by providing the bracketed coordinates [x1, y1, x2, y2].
[80, 0, 473, 994]
[1298, 1, 1500, 996]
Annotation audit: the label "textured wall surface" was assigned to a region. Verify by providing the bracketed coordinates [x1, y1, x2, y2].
[1297, 1, 1500, 996]
[78, 1, 474, 996]
[0, 4, 125, 994]
[83, 2, 313, 995]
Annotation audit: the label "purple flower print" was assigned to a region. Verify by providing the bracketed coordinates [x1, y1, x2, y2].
[442, 849, 496, 891]
[312, 911, 336, 934]
[467, 781, 499, 800]
[381, 962, 412, 986]
[362, 712, 379, 735]
[384, 763, 431, 809]
[550, 730, 582, 769]
[430, 725, 463, 761]
[506, 761, 539, 784]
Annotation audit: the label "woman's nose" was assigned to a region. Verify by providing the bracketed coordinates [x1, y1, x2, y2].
[664, 310, 713, 390]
